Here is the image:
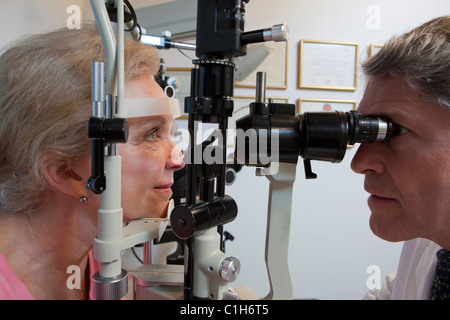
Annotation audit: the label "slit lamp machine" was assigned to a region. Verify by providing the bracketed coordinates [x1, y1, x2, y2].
[87, 0, 393, 300]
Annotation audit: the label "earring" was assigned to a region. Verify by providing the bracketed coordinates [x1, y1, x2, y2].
[79, 196, 88, 204]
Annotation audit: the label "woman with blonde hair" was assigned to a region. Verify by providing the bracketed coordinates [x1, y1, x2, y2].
[0, 24, 184, 299]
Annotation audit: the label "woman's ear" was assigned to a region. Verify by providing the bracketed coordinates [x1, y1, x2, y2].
[40, 153, 85, 199]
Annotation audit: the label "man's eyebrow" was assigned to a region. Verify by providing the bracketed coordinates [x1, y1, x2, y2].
[382, 108, 422, 129]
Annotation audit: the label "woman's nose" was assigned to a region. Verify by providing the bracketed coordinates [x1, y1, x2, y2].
[167, 142, 185, 170]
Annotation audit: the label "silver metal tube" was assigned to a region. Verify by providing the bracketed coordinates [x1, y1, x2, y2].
[165, 40, 196, 51]
[143, 242, 152, 265]
[116, 0, 125, 118]
[256, 72, 266, 103]
[92, 62, 105, 118]
[105, 95, 118, 157]
[376, 117, 389, 141]
[140, 34, 165, 47]
[140, 34, 196, 51]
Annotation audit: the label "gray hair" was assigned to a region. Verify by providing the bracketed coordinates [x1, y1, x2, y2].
[362, 16, 450, 108]
[0, 24, 160, 214]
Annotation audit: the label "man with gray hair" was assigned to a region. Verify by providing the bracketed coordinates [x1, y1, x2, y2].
[351, 16, 450, 299]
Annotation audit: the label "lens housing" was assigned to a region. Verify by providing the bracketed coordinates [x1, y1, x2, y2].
[299, 110, 393, 163]
[299, 111, 348, 163]
[235, 107, 394, 166]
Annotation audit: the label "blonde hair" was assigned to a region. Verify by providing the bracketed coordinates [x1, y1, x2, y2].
[0, 24, 160, 214]
[362, 16, 450, 108]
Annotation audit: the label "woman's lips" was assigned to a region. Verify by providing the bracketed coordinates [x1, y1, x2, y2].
[154, 183, 173, 195]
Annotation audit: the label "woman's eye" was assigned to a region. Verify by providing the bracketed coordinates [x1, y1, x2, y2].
[145, 129, 158, 141]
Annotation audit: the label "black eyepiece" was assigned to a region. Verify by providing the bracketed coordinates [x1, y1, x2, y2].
[346, 110, 393, 144]
[299, 110, 394, 163]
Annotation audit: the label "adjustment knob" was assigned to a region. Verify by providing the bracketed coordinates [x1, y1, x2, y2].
[219, 257, 241, 282]
[261, 24, 288, 42]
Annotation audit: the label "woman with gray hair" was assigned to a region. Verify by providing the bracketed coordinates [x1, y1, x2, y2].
[351, 16, 450, 299]
[0, 24, 184, 299]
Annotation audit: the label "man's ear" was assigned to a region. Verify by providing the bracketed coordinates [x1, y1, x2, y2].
[40, 152, 84, 199]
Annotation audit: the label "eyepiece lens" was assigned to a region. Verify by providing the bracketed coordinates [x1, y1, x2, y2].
[346, 111, 393, 144]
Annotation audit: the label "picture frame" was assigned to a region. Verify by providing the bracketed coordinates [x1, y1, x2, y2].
[235, 40, 288, 89]
[297, 98, 357, 114]
[165, 67, 192, 119]
[369, 43, 383, 57]
[298, 40, 358, 91]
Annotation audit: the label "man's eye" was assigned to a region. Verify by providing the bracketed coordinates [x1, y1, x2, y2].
[393, 124, 410, 136]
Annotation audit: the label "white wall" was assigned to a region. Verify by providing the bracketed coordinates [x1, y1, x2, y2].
[0, 0, 88, 47]
[2, 0, 448, 300]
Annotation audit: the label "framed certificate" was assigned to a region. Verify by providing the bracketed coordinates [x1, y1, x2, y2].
[297, 98, 356, 113]
[235, 40, 288, 89]
[298, 40, 358, 91]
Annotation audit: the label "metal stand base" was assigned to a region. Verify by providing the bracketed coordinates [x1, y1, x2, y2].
[93, 269, 128, 300]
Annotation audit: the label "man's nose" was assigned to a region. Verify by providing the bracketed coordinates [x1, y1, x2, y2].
[350, 143, 384, 175]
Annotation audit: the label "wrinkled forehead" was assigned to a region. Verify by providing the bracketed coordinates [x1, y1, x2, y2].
[359, 77, 418, 113]
[359, 76, 450, 128]
[124, 97, 181, 119]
